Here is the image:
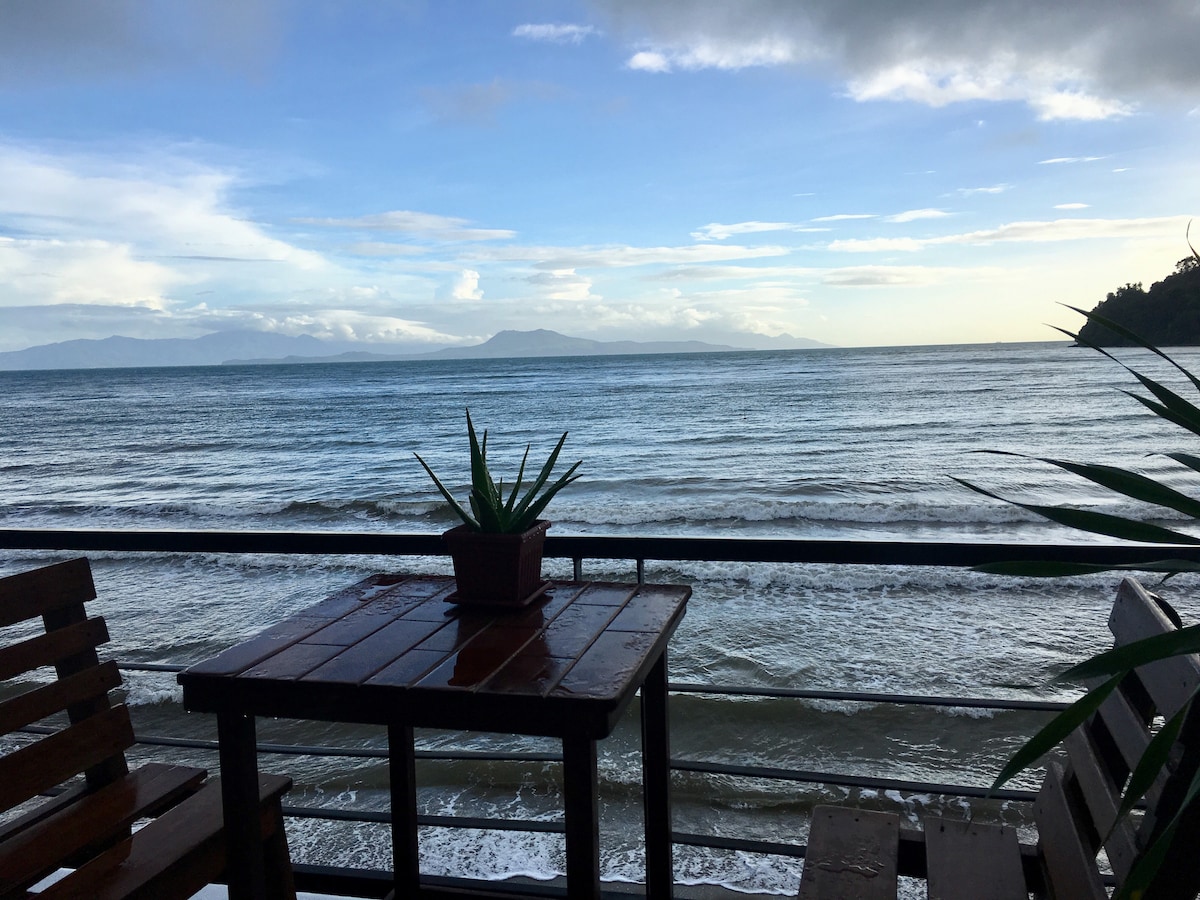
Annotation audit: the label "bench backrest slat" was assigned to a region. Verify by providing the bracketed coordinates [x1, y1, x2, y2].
[0, 617, 110, 682]
[1061, 728, 1138, 883]
[0, 704, 135, 811]
[1032, 762, 1108, 900]
[0, 558, 96, 629]
[0, 661, 123, 735]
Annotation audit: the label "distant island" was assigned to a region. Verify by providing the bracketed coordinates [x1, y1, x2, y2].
[1078, 253, 1200, 346]
[0, 328, 831, 371]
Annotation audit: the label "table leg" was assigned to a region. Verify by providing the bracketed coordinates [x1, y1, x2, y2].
[562, 736, 601, 899]
[641, 650, 674, 900]
[388, 724, 421, 896]
[218, 710, 265, 900]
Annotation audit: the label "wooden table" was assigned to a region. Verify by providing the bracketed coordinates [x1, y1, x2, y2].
[179, 574, 690, 900]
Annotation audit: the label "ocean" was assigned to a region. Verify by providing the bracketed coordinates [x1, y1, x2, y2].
[3, 341, 1199, 894]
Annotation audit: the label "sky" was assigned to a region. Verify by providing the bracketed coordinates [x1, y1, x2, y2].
[1, 0, 1198, 354]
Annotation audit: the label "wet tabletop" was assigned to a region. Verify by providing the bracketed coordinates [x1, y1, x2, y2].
[180, 575, 690, 739]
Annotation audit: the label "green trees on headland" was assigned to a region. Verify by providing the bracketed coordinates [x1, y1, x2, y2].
[1078, 253, 1200, 346]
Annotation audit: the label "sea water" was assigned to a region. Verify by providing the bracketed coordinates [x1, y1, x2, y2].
[3, 341, 1199, 894]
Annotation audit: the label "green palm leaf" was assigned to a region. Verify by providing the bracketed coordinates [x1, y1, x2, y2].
[972, 559, 1200, 578]
[1058, 624, 1200, 682]
[1163, 451, 1200, 474]
[952, 478, 1200, 544]
[978, 451, 1200, 518]
[991, 673, 1123, 790]
[1061, 304, 1200, 394]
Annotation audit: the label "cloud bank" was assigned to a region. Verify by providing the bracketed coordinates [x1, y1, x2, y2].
[595, 0, 1200, 118]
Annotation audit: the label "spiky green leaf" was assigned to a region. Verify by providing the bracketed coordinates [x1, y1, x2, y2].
[953, 478, 1200, 544]
[1063, 304, 1200, 394]
[991, 673, 1123, 791]
[1163, 451, 1200, 474]
[1058, 624, 1200, 682]
[970, 560, 1200, 577]
[978, 451, 1200, 518]
[413, 453, 479, 529]
[416, 410, 581, 533]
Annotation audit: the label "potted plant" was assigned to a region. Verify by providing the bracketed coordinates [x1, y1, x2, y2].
[415, 410, 582, 606]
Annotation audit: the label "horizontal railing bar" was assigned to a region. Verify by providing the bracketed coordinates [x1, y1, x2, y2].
[4, 527, 1200, 568]
[114, 662, 1069, 713]
[671, 759, 1036, 802]
[673, 831, 805, 858]
[669, 683, 1070, 712]
[120, 661, 186, 673]
[283, 805, 565, 833]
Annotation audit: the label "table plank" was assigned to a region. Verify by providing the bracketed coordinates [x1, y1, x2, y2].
[554, 631, 659, 700]
[303, 619, 445, 685]
[571, 583, 640, 607]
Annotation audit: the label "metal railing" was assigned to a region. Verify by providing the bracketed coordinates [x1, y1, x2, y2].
[5, 526, 1182, 897]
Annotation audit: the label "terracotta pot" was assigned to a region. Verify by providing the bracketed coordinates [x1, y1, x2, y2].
[443, 519, 550, 606]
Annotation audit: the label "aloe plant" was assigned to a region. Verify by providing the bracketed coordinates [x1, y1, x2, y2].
[415, 410, 582, 534]
[971, 236, 1200, 900]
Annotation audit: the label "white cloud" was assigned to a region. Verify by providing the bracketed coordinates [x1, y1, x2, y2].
[886, 208, 949, 223]
[957, 184, 1011, 196]
[827, 215, 1190, 252]
[242, 308, 458, 345]
[476, 242, 791, 269]
[627, 51, 671, 72]
[649, 264, 818, 281]
[1030, 91, 1132, 121]
[821, 266, 944, 287]
[625, 36, 796, 72]
[847, 63, 1134, 121]
[811, 213, 876, 222]
[513, 23, 598, 44]
[0, 141, 334, 318]
[524, 268, 597, 302]
[828, 237, 927, 253]
[1038, 156, 1105, 165]
[691, 221, 827, 241]
[299, 210, 515, 241]
[595, 0, 1199, 120]
[1054, 203, 1090, 210]
[0, 143, 323, 268]
[0, 236, 185, 308]
[449, 269, 483, 301]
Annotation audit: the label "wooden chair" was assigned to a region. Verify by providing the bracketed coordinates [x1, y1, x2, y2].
[798, 576, 1200, 900]
[0, 558, 295, 900]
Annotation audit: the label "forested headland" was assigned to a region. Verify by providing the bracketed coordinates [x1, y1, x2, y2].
[1078, 253, 1200, 345]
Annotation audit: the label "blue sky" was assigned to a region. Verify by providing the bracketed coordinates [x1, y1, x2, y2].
[1, 0, 1198, 354]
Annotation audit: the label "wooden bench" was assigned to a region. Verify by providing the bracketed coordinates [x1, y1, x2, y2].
[798, 577, 1200, 900]
[0, 558, 295, 900]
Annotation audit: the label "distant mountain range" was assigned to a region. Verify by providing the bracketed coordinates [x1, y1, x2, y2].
[0, 328, 830, 371]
